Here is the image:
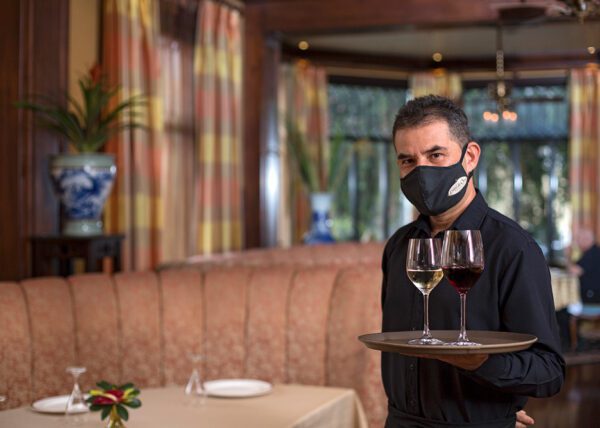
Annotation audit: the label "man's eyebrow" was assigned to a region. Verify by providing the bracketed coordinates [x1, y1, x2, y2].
[396, 145, 448, 160]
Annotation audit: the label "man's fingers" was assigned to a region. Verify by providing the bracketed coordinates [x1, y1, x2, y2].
[516, 410, 535, 426]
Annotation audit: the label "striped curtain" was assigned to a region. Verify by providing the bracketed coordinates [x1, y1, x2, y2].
[569, 67, 600, 249]
[409, 70, 462, 101]
[192, 0, 243, 254]
[278, 61, 330, 245]
[103, 0, 164, 271]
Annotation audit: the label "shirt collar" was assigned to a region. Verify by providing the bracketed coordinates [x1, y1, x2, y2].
[411, 190, 488, 237]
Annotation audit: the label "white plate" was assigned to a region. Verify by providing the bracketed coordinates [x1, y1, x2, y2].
[203, 379, 272, 398]
[31, 395, 89, 414]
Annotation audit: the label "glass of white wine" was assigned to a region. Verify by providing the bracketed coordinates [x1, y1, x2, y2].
[406, 238, 444, 345]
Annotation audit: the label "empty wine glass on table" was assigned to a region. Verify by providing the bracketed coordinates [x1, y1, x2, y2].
[406, 238, 444, 345]
[64, 366, 88, 424]
[441, 230, 484, 346]
[184, 354, 206, 405]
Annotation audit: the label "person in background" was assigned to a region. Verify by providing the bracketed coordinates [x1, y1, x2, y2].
[382, 95, 565, 428]
[568, 228, 600, 303]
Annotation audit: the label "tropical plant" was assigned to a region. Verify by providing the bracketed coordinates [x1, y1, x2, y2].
[86, 380, 141, 427]
[15, 64, 145, 153]
[285, 116, 352, 194]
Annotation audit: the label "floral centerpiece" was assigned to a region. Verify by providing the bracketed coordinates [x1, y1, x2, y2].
[86, 381, 142, 428]
[15, 65, 145, 235]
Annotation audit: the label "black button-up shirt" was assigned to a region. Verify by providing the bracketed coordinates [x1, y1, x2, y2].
[381, 191, 565, 427]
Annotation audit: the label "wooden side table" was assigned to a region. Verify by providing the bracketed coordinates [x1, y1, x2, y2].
[30, 234, 124, 277]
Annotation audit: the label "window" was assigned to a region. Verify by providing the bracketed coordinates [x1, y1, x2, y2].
[328, 79, 411, 241]
[464, 83, 570, 264]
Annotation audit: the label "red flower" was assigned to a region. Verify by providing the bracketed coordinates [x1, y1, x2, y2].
[89, 64, 102, 84]
[92, 389, 124, 405]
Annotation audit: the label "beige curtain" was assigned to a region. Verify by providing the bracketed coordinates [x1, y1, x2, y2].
[278, 60, 330, 246]
[103, 0, 164, 271]
[569, 66, 600, 252]
[409, 70, 462, 101]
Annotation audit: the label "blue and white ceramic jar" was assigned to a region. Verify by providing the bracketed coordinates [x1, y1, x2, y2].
[304, 192, 336, 245]
[49, 153, 116, 236]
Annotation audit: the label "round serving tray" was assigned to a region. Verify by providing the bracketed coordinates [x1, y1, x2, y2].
[358, 330, 537, 356]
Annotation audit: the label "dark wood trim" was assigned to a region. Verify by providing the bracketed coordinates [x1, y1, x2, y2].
[242, 5, 264, 248]
[283, 44, 600, 72]
[0, 0, 68, 280]
[257, 0, 501, 33]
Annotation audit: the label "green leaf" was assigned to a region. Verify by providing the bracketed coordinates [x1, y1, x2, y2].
[118, 383, 134, 391]
[124, 398, 142, 409]
[97, 380, 113, 390]
[89, 404, 103, 412]
[101, 406, 112, 421]
[117, 404, 129, 421]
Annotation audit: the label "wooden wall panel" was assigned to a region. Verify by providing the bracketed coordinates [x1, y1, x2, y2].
[0, 0, 68, 280]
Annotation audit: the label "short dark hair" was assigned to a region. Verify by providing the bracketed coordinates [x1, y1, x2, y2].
[392, 95, 470, 147]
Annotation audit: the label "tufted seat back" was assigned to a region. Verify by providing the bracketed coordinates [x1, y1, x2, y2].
[0, 245, 387, 427]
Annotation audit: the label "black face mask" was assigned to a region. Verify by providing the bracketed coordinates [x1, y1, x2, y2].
[400, 144, 473, 216]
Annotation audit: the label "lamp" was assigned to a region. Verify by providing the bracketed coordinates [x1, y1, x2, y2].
[484, 25, 518, 123]
[560, 0, 600, 21]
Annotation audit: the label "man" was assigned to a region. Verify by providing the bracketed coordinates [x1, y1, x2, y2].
[381, 95, 564, 428]
[568, 228, 600, 303]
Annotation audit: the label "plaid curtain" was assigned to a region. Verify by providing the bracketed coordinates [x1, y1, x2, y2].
[409, 71, 462, 101]
[192, 0, 243, 254]
[569, 67, 600, 248]
[103, 0, 164, 271]
[278, 61, 330, 245]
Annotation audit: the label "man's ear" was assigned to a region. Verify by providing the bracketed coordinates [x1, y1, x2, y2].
[464, 142, 481, 174]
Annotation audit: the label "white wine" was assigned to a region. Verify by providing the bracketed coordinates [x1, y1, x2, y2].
[407, 269, 443, 293]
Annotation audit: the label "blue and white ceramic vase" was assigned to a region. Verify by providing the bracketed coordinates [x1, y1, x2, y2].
[49, 153, 116, 236]
[304, 192, 336, 245]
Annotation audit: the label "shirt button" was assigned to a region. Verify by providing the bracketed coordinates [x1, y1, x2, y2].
[410, 399, 417, 407]
[409, 364, 415, 370]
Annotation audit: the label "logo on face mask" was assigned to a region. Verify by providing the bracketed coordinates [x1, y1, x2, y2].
[448, 176, 468, 196]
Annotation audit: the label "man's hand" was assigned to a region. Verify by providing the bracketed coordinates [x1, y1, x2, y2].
[516, 409, 535, 427]
[414, 353, 489, 371]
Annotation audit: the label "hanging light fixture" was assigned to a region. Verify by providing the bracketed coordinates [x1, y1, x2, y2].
[484, 24, 518, 123]
[559, 0, 600, 21]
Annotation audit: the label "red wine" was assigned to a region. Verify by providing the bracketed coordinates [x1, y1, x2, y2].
[442, 265, 483, 294]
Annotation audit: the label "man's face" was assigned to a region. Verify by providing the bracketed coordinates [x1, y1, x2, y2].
[394, 120, 465, 179]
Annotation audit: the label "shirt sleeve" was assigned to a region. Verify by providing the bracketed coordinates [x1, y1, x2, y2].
[462, 241, 565, 398]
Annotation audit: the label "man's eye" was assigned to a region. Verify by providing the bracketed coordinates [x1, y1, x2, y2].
[430, 153, 443, 159]
[400, 159, 414, 166]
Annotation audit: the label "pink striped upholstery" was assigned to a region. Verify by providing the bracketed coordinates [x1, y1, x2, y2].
[0, 282, 32, 408]
[204, 267, 250, 380]
[113, 272, 162, 388]
[245, 266, 295, 383]
[20, 277, 77, 400]
[328, 266, 387, 428]
[287, 266, 339, 385]
[159, 269, 204, 386]
[2, 243, 386, 427]
[68, 274, 120, 391]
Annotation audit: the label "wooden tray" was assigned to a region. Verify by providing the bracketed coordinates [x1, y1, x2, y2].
[358, 330, 537, 355]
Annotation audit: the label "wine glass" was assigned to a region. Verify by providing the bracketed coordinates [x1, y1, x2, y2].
[441, 230, 484, 346]
[184, 354, 206, 405]
[406, 238, 444, 345]
[64, 366, 88, 422]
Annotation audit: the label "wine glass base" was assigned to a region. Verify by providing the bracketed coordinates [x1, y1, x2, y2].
[408, 337, 445, 345]
[447, 340, 481, 346]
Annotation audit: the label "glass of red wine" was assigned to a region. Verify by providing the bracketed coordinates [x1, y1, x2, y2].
[406, 238, 444, 345]
[441, 230, 484, 346]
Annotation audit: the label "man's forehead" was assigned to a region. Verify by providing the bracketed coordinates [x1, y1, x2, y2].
[394, 122, 460, 151]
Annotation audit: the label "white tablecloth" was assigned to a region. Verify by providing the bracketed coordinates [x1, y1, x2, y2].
[0, 384, 368, 428]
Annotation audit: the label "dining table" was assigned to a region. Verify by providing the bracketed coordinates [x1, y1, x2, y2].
[0, 383, 368, 428]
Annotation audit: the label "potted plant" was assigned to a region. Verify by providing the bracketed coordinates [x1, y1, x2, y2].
[285, 117, 351, 244]
[16, 64, 145, 235]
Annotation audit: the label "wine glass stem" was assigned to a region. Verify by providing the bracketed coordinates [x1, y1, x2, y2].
[422, 293, 431, 338]
[459, 293, 468, 342]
